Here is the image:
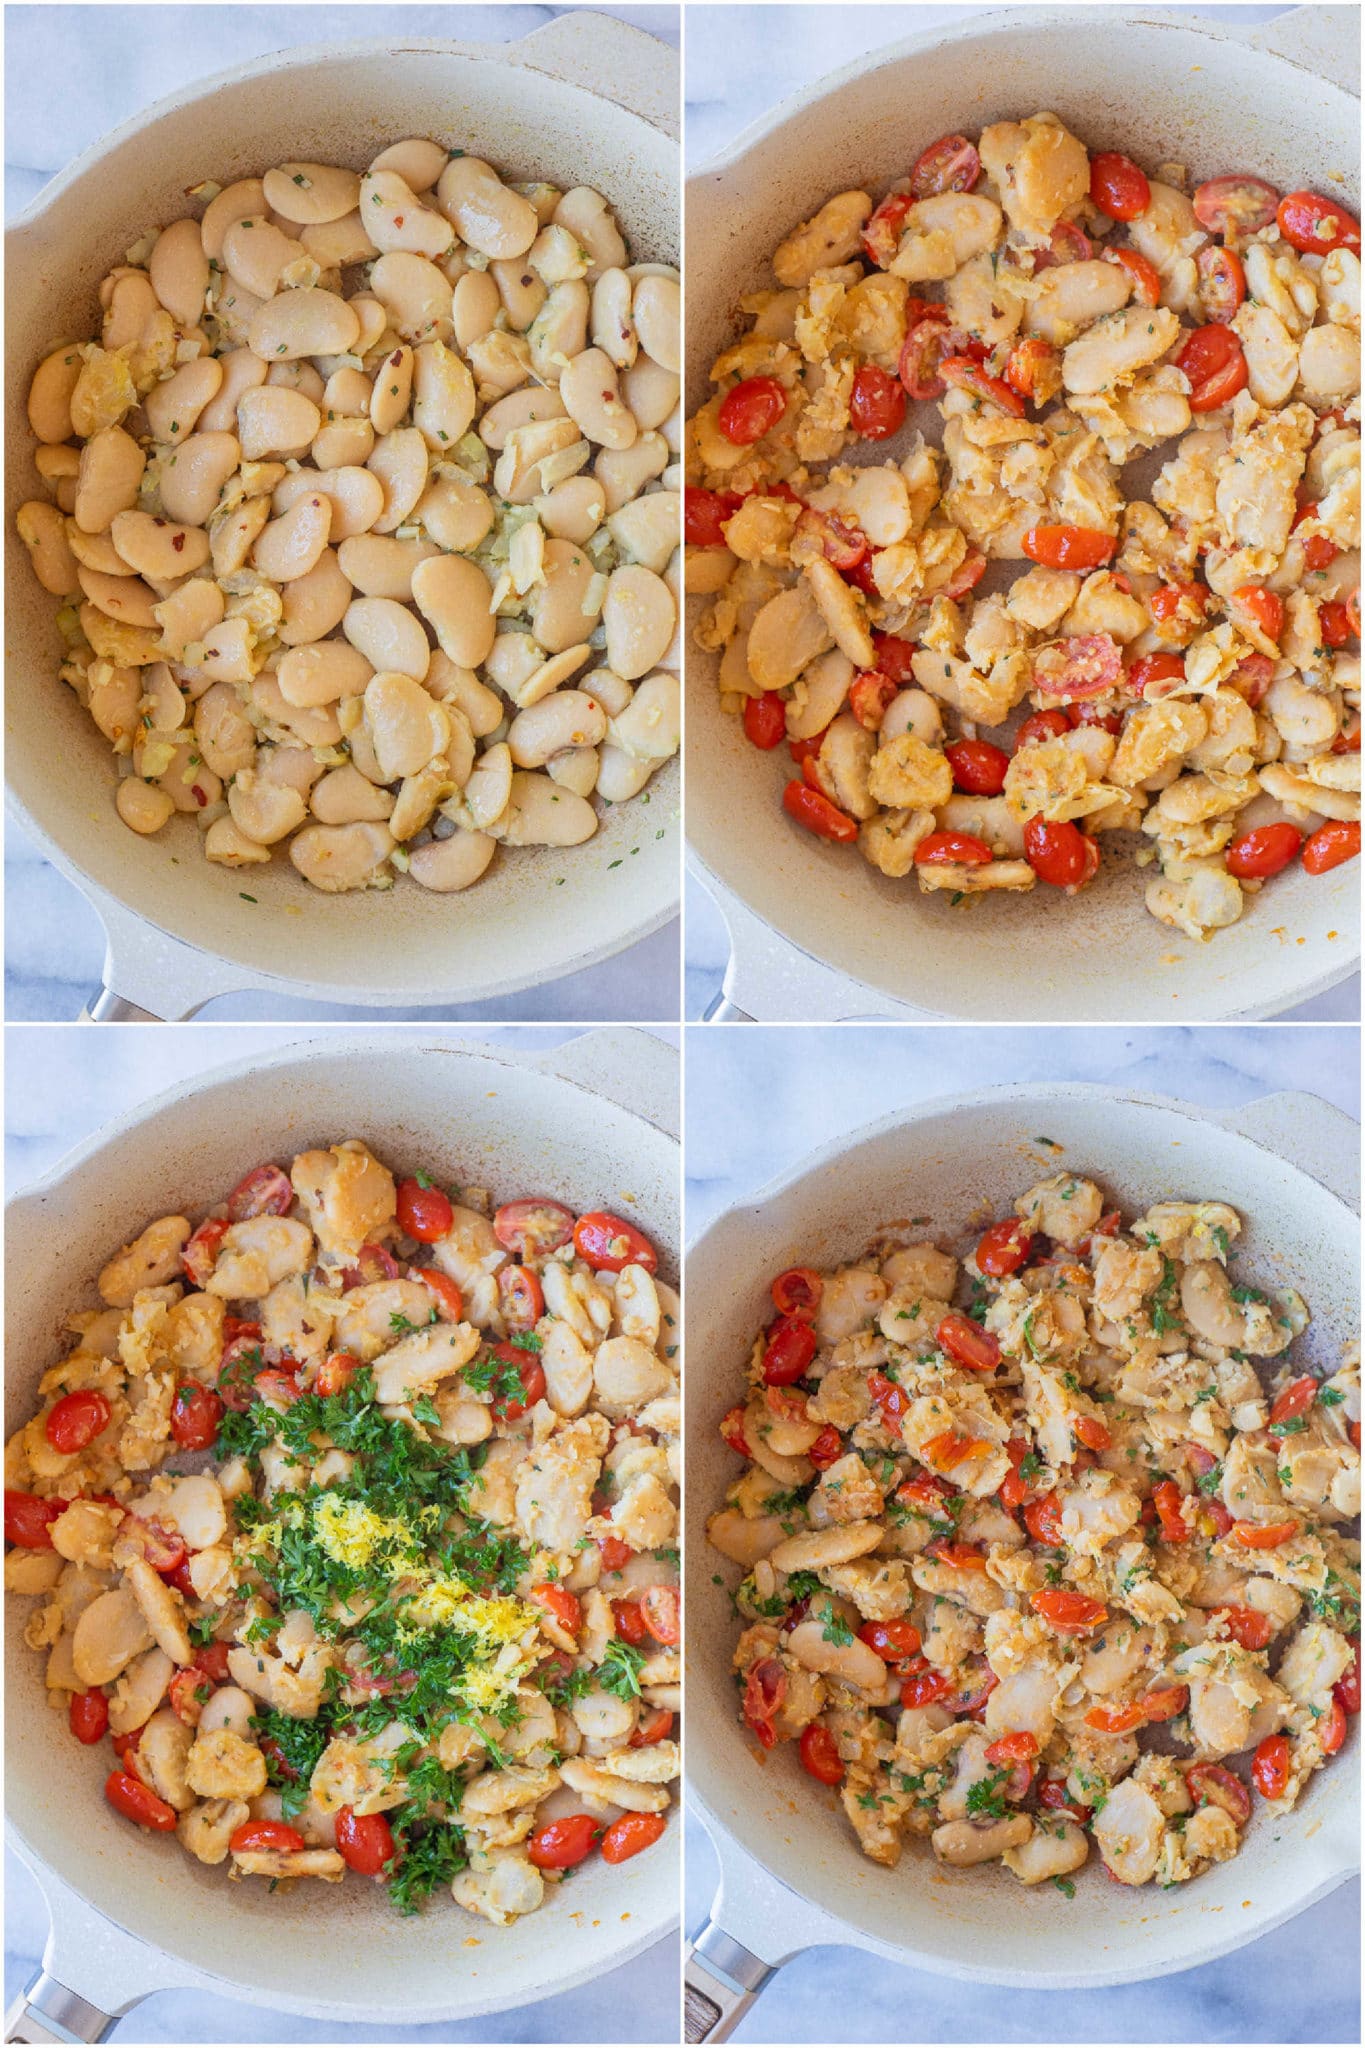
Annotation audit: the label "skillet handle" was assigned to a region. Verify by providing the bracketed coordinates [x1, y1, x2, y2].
[6, 1970, 115, 2043]
[79, 986, 160, 1023]
[1223, 1091, 1360, 1211]
[684, 1922, 773, 2042]
[513, 11, 679, 137]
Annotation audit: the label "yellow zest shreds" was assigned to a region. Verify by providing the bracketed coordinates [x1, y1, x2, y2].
[708, 1172, 1358, 1893]
[686, 113, 1361, 938]
[311, 1495, 429, 1572]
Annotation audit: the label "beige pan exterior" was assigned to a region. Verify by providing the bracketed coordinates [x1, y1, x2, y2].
[5, 16, 679, 1018]
[685, 6, 1360, 1022]
[684, 1084, 1360, 2037]
[4, 1029, 680, 2037]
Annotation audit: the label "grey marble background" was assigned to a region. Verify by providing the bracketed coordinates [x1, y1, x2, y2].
[685, 1021, 1360, 2042]
[5, 1021, 679, 2043]
[5, 2, 680, 1024]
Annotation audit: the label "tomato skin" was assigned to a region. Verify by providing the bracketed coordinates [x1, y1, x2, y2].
[44, 1391, 111, 1455]
[937, 1313, 1000, 1372]
[227, 1163, 294, 1222]
[1321, 1694, 1348, 1755]
[797, 1720, 845, 1786]
[182, 1217, 229, 1286]
[416, 1268, 465, 1322]
[1073, 1415, 1111, 1453]
[1003, 337, 1058, 399]
[946, 739, 1010, 796]
[922, 1429, 990, 1472]
[1302, 821, 1361, 875]
[1149, 580, 1208, 628]
[985, 1730, 1038, 1764]
[531, 1583, 582, 1637]
[1231, 1519, 1300, 1549]
[314, 1351, 359, 1399]
[1037, 221, 1093, 266]
[1030, 1590, 1108, 1633]
[1232, 585, 1284, 642]
[396, 1177, 453, 1244]
[1127, 652, 1188, 698]
[1176, 323, 1248, 412]
[684, 487, 740, 547]
[1320, 601, 1357, 649]
[4, 1490, 65, 1549]
[1019, 1490, 1062, 1546]
[898, 315, 953, 401]
[1023, 818, 1093, 889]
[868, 1372, 909, 1425]
[498, 1263, 544, 1333]
[1277, 190, 1360, 255]
[573, 1211, 658, 1274]
[600, 1811, 667, 1864]
[914, 830, 993, 868]
[229, 1819, 308, 1857]
[976, 1217, 1034, 1276]
[1102, 246, 1161, 307]
[911, 133, 981, 198]
[488, 1343, 548, 1422]
[1152, 1479, 1191, 1543]
[859, 1619, 923, 1663]
[940, 355, 1025, 417]
[782, 779, 859, 843]
[105, 1770, 178, 1831]
[640, 1585, 681, 1646]
[170, 1382, 222, 1452]
[720, 1404, 750, 1458]
[1335, 1645, 1361, 1717]
[1185, 1762, 1252, 1826]
[804, 1423, 842, 1470]
[69, 1688, 110, 1744]
[631, 1706, 675, 1749]
[742, 1656, 787, 1748]
[1197, 244, 1246, 323]
[1226, 823, 1303, 880]
[849, 363, 907, 440]
[899, 1665, 952, 1708]
[253, 1367, 300, 1413]
[1252, 1733, 1291, 1801]
[772, 1266, 823, 1319]
[848, 670, 900, 732]
[1015, 708, 1072, 749]
[1269, 1375, 1319, 1428]
[529, 1813, 602, 1870]
[1089, 152, 1150, 220]
[718, 375, 787, 445]
[1022, 524, 1115, 572]
[744, 690, 788, 749]
[341, 1243, 401, 1290]
[1211, 1605, 1274, 1652]
[492, 1199, 575, 1260]
[931, 1541, 988, 1573]
[762, 1314, 818, 1387]
[1193, 176, 1279, 239]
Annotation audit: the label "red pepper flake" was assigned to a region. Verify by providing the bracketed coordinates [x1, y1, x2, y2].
[171, 532, 185, 552]
[191, 784, 208, 807]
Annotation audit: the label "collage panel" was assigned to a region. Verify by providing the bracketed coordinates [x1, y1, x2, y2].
[684, 1023, 1361, 2044]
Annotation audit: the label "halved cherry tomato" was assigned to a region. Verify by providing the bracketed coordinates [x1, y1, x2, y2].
[335, 1805, 396, 1875]
[1022, 524, 1115, 572]
[493, 1199, 575, 1260]
[899, 314, 954, 400]
[1197, 244, 1246, 323]
[1038, 1777, 1091, 1823]
[1023, 1492, 1064, 1546]
[868, 1372, 910, 1424]
[192, 1641, 230, 1683]
[795, 506, 869, 573]
[849, 670, 899, 731]
[227, 1164, 293, 1221]
[1185, 1762, 1252, 1825]
[531, 1583, 582, 1636]
[1015, 708, 1073, 749]
[1090, 152, 1150, 220]
[900, 1665, 952, 1707]
[783, 779, 859, 843]
[1269, 1375, 1320, 1428]
[914, 831, 993, 868]
[574, 1211, 657, 1274]
[1320, 601, 1357, 649]
[182, 1217, 228, 1286]
[720, 1405, 750, 1457]
[640, 1586, 680, 1646]
[1139, 1683, 1189, 1724]
[937, 1313, 1000, 1371]
[1087, 1684, 1187, 1734]
[742, 1656, 787, 1748]
[946, 739, 1010, 796]
[1003, 336, 1058, 400]
[807, 1424, 844, 1469]
[1321, 1695, 1348, 1754]
[859, 1619, 923, 1663]
[896, 1473, 955, 1520]
[1252, 1733, 1291, 1800]
[1030, 1590, 1108, 1634]
[1175, 323, 1247, 412]
[772, 1267, 823, 1319]
[1226, 823, 1303, 880]
[314, 1351, 359, 1398]
[849, 363, 907, 440]
[1102, 246, 1161, 307]
[215, 1333, 265, 1411]
[489, 1344, 548, 1422]
[498, 1263, 544, 1334]
[744, 690, 788, 749]
[254, 1367, 300, 1412]
[1152, 1479, 1190, 1543]
[601, 1811, 667, 1863]
[414, 1268, 463, 1323]
[529, 1813, 602, 1869]
[718, 375, 787, 445]
[111, 1725, 144, 1766]
[762, 1315, 818, 1386]
[1193, 176, 1279, 239]
[1335, 1644, 1361, 1717]
[911, 133, 980, 198]
[998, 1438, 1033, 1510]
[931, 1542, 988, 1572]
[1293, 503, 1339, 572]
[341, 1243, 402, 1290]
[1302, 821, 1361, 874]
[862, 191, 916, 267]
[1073, 1415, 1111, 1454]
[921, 1429, 990, 1471]
[1024, 818, 1094, 889]
[168, 1666, 214, 1726]
[123, 1516, 185, 1574]
[1277, 190, 1360, 255]
[1211, 1605, 1273, 1651]
[169, 1382, 222, 1453]
[798, 1720, 846, 1785]
[396, 1177, 453, 1243]
[1149, 580, 1208, 628]
[985, 1730, 1039, 1764]
[44, 1391, 111, 1455]
[864, 635, 916, 690]
[1038, 221, 1093, 266]
[1232, 585, 1285, 642]
[1231, 1519, 1300, 1548]
[1127, 652, 1187, 698]
[69, 1689, 109, 1744]
[684, 487, 741, 547]
[940, 356, 1025, 417]
[976, 1217, 1033, 1276]
[630, 1706, 675, 1749]
[106, 1770, 178, 1831]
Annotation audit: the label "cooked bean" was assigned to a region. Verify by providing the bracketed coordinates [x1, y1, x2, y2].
[16, 501, 80, 595]
[278, 638, 373, 707]
[336, 533, 440, 600]
[492, 771, 597, 846]
[603, 565, 675, 680]
[279, 547, 353, 645]
[416, 473, 494, 553]
[596, 432, 669, 514]
[361, 170, 454, 258]
[200, 179, 266, 260]
[289, 820, 395, 891]
[237, 386, 321, 460]
[159, 431, 239, 527]
[437, 157, 538, 259]
[263, 161, 361, 225]
[632, 275, 680, 374]
[116, 778, 175, 834]
[560, 347, 638, 450]
[554, 187, 628, 277]
[149, 218, 209, 326]
[411, 554, 496, 668]
[529, 282, 591, 382]
[507, 690, 607, 767]
[537, 474, 607, 543]
[74, 426, 145, 535]
[196, 349, 266, 432]
[248, 288, 359, 362]
[620, 358, 680, 434]
[344, 595, 431, 681]
[252, 492, 331, 581]
[412, 339, 476, 452]
[311, 764, 395, 825]
[407, 828, 497, 892]
[144, 358, 223, 444]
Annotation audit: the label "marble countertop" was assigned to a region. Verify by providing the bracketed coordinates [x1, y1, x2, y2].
[5, 1020, 679, 2044]
[5, 2, 678, 1024]
[685, 1022, 1360, 2042]
[682, 0, 1359, 1025]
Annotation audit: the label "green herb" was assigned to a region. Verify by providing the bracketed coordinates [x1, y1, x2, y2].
[965, 1768, 1010, 1821]
[821, 1612, 854, 1648]
[600, 1637, 646, 1699]
[1052, 1875, 1076, 1899]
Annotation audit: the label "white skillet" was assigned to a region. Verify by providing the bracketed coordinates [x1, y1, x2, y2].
[685, 5, 1361, 1022]
[5, 14, 679, 1019]
[684, 1082, 1360, 2039]
[4, 1027, 679, 2040]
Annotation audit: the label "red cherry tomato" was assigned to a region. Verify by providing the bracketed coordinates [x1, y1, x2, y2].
[799, 1722, 845, 1785]
[1192, 176, 1279, 239]
[416, 1269, 465, 1322]
[182, 1217, 229, 1286]
[1231, 1519, 1300, 1549]
[975, 1217, 1034, 1276]
[1277, 190, 1360, 255]
[1074, 1415, 1112, 1453]
[744, 690, 788, 749]
[1185, 1762, 1252, 1825]
[684, 487, 741, 547]
[940, 356, 1025, 417]
[597, 1532, 635, 1574]
[1038, 1777, 1091, 1822]
[1252, 1733, 1291, 1800]
[922, 1429, 991, 1473]
[488, 1343, 548, 1421]
[341, 1243, 402, 1290]
[913, 831, 993, 868]
[1226, 821, 1302, 882]
[1232, 585, 1285, 642]
[227, 1163, 294, 1221]
[331, 1804, 395, 1876]
[253, 1367, 300, 1413]
[1335, 1645, 1361, 1719]
[849, 363, 907, 440]
[900, 1665, 953, 1707]
[807, 1424, 844, 1469]
[849, 670, 900, 732]
[1037, 221, 1093, 266]
[762, 1314, 818, 1386]
[1293, 502, 1339, 571]
[742, 1656, 787, 1748]
[782, 779, 859, 843]
[937, 1313, 1001, 1371]
[1024, 818, 1094, 888]
[498, 1263, 544, 1333]
[69, 1689, 110, 1744]
[911, 133, 981, 198]
[946, 739, 1010, 796]
[1149, 581, 1208, 627]
[229, 1819, 306, 1856]
[314, 1351, 359, 1398]
[573, 1211, 658, 1274]
[640, 1586, 681, 1646]
[600, 1811, 667, 1864]
[493, 1199, 575, 1259]
[1211, 1605, 1274, 1652]
[1015, 708, 1073, 749]
[1003, 336, 1058, 400]
[1269, 1375, 1320, 1428]
[1152, 1479, 1191, 1543]
[4, 1491, 65, 1549]
[105, 1770, 178, 1831]
[772, 1267, 823, 1319]
[531, 1583, 582, 1636]
[44, 1391, 111, 1455]
[1175, 323, 1248, 412]
[720, 1405, 750, 1457]
[898, 314, 954, 401]
[1127, 652, 1188, 698]
[1197, 244, 1247, 323]
[1022, 524, 1115, 572]
[1089, 153, 1150, 221]
[1101, 246, 1161, 307]
[871, 632, 919, 683]
[859, 1619, 923, 1663]
[1031, 1590, 1108, 1634]
[1302, 821, 1361, 874]
[396, 1177, 453, 1243]
[168, 1382, 223, 1453]
[631, 1706, 675, 1748]
[718, 376, 787, 445]
[1320, 601, 1357, 648]
[862, 191, 917, 267]
[868, 1372, 909, 1425]
[168, 1666, 214, 1726]
[985, 1730, 1039, 1764]
[1321, 1694, 1348, 1754]
[215, 1332, 267, 1410]
[529, 1813, 602, 1870]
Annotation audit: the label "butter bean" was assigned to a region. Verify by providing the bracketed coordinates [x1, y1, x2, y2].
[591, 269, 637, 368]
[312, 417, 375, 469]
[310, 764, 395, 825]
[632, 275, 680, 374]
[368, 253, 453, 344]
[553, 188, 627, 279]
[451, 271, 501, 350]
[537, 474, 606, 544]
[74, 426, 146, 535]
[275, 464, 384, 539]
[110, 509, 211, 580]
[603, 565, 674, 680]
[408, 829, 497, 891]
[149, 218, 209, 326]
[237, 386, 322, 460]
[78, 566, 160, 628]
[412, 340, 476, 453]
[27, 344, 83, 443]
[596, 432, 668, 514]
[300, 211, 380, 268]
[411, 555, 495, 668]
[368, 427, 430, 533]
[195, 681, 258, 778]
[200, 180, 266, 261]
[437, 157, 538, 260]
[159, 431, 240, 527]
[252, 491, 332, 581]
[369, 139, 448, 193]
[361, 170, 454, 258]
[16, 501, 80, 596]
[279, 547, 353, 645]
[117, 777, 175, 834]
[508, 690, 607, 767]
[619, 358, 679, 433]
[262, 161, 361, 225]
[369, 346, 414, 435]
[289, 820, 395, 891]
[278, 639, 372, 707]
[144, 357, 223, 444]
[336, 533, 441, 600]
[221, 216, 309, 300]
[416, 473, 494, 552]
[195, 349, 266, 433]
[344, 596, 431, 681]
[492, 771, 597, 846]
[248, 288, 360, 362]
